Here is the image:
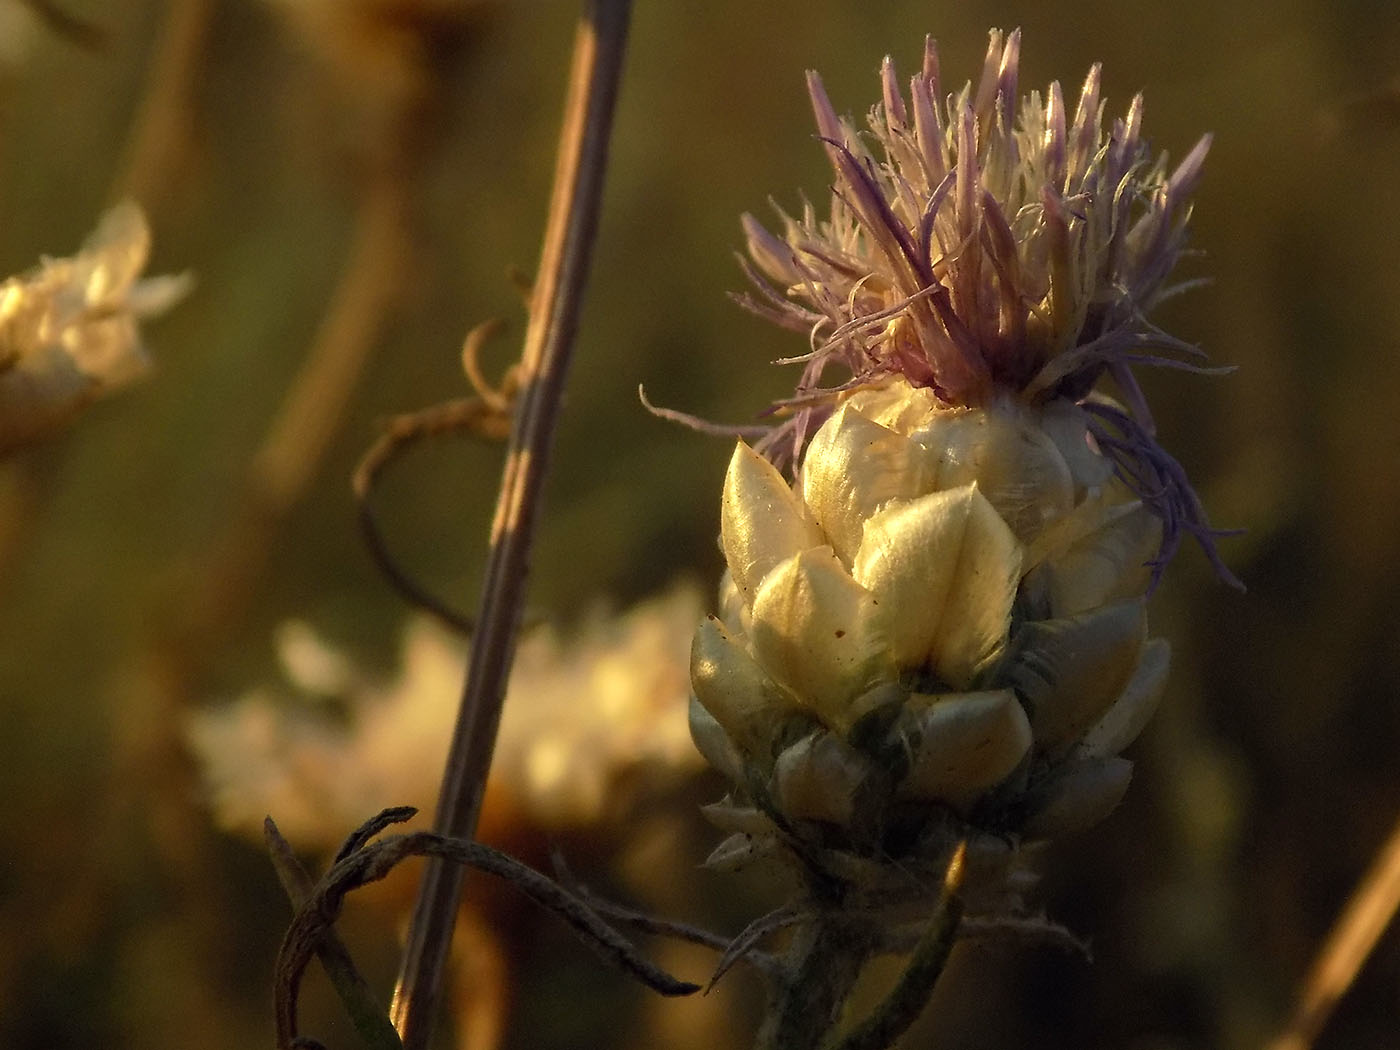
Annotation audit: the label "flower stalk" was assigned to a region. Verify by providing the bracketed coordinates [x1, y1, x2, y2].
[754, 913, 873, 1050]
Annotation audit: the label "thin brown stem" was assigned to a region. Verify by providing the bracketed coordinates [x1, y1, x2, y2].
[353, 394, 512, 635]
[388, 3, 633, 1047]
[155, 174, 410, 671]
[265, 818, 405, 1050]
[20, 0, 107, 50]
[249, 180, 409, 524]
[282, 810, 696, 1050]
[97, 148, 412, 909]
[109, 0, 211, 204]
[1267, 812, 1400, 1050]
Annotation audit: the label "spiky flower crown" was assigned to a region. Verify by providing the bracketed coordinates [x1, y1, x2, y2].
[736, 29, 1238, 586]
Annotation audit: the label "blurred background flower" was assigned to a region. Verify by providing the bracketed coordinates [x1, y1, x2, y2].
[186, 584, 714, 1049]
[0, 201, 189, 453]
[0, 3, 1398, 1050]
[187, 584, 704, 846]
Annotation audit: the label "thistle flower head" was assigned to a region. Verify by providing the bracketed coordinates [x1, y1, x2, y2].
[739, 28, 1234, 583]
[688, 31, 1239, 930]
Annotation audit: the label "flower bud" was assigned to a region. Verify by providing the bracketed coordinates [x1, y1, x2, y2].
[692, 388, 1169, 881]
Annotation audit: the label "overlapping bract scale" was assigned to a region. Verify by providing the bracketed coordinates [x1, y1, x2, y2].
[897, 690, 1032, 809]
[750, 547, 892, 730]
[690, 615, 800, 762]
[802, 404, 930, 563]
[910, 403, 1075, 543]
[852, 483, 1020, 688]
[1004, 597, 1147, 751]
[721, 441, 824, 601]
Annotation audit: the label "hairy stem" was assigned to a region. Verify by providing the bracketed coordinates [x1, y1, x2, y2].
[754, 913, 872, 1050]
[755, 844, 967, 1050]
[830, 889, 963, 1050]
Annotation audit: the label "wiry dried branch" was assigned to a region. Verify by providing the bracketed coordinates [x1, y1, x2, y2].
[265, 818, 404, 1050]
[914, 913, 1088, 960]
[550, 848, 783, 983]
[706, 903, 803, 990]
[273, 808, 698, 1050]
[351, 320, 519, 633]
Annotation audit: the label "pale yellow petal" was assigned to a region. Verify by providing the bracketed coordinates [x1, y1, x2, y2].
[1024, 490, 1133, 569]
[1038, 501, 1161, 616]
[912, 402, 1075, 543]
[772, 731, 873, 826]
[78, 200, 151, 300]
[852, 483, 1021, 687]
[721, 441, 824, 603]
[690, 615, 800, 760]
[703, 831, 784, 873]
[749, 547, 892, 728]
[700, 801, 779, 837]
[845, 380, 943, 432]
[1037, 399, 1114, 496]
[802, 404, 929, 563]
[716, 569, 752, 638]
[687, 696, 745, 783]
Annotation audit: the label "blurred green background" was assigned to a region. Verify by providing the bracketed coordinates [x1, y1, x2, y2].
[1, 0, 1399, 1048]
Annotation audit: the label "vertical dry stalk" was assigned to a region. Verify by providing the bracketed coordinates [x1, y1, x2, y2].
[109, 0, 213, 205]
[1267, 811, 1400, 1050]
[389, 2, 632, 1046]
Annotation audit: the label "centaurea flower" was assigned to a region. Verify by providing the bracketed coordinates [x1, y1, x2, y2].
[685, 32, 1238, 1044]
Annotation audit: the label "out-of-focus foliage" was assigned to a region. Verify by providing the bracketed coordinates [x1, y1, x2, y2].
[0, 1, 1398, 1049]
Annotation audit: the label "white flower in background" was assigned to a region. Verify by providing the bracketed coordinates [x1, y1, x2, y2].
[688, 29, 1237, 912]
[187, 585, 706, 852]
[0, 202, 191, 453]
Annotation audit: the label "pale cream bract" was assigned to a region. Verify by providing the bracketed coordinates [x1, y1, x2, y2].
[734, 28, 1237, 587]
